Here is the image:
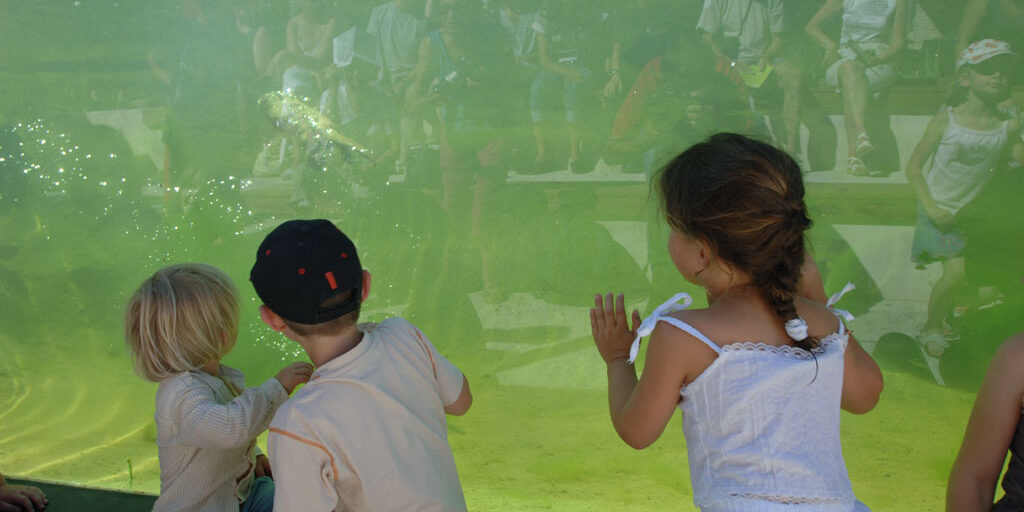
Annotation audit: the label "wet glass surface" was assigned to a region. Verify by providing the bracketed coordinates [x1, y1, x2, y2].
[1, 1, 1022, 509]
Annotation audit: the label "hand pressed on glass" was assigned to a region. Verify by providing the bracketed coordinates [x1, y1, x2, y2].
[590, 293, 641, 364]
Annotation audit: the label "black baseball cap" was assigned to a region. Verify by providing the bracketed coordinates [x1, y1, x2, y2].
[250, 219, 363, 324]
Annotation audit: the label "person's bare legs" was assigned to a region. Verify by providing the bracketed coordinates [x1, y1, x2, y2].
[921, 256, 968, 356]
[533, 123, 545, 163]
[775, 61, 803, 154]
[837, 60, 874, 175]
[838, 60, 870, 156]
[568, 123, 580, 168]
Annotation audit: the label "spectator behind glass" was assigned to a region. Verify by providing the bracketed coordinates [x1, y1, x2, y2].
[602, 31, 723, 174]
[153, 1, 255, 204]
[366, 0, 428, 174]
[905, 41, 1022, 367]
[276, 0, 338, 101]
[958, 0, 1024, 54]
[697, 0, 806, 155]
[529, 0, 612, 172]
[406, 0, 514, 300]
[806, 0, 908, 177]
[320, 27, 396, 165]
[947, 333, 1024, 511]
[367, 0, 428, 93]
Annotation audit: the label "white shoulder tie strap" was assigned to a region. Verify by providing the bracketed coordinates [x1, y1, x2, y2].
[628, 292, 693, 364]
[827, 282, 856, 322]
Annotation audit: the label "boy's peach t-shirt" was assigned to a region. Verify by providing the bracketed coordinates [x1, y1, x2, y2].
[268, 317, 467, 512]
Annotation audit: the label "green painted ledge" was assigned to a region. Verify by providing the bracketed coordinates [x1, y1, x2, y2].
[6, 477, 157, 512]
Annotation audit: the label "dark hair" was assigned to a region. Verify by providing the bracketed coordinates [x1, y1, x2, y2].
[658, 133, 817, 349]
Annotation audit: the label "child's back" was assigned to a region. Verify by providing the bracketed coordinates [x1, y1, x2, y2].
[664, 295, 861, 510]
[153, 366, 286, 512]
[250, 219, 472, 512]
[267, 317, 467, 511]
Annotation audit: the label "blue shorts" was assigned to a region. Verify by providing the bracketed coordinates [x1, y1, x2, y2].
[911, 204, 964, 267]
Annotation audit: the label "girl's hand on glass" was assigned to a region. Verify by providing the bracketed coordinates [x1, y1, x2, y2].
[566, 68, 584, 83]
[590, 293, 641, 364]
[275, 362, 314, 394]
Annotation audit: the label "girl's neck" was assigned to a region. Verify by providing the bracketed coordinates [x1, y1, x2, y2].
[701, 262, 754, 305]
[963, 91, 999, 118]
[705, 281, 760, 307]
[305, 328, 365, 367]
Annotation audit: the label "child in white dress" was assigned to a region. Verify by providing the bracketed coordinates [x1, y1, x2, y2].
[906, 39, 1022, 362]
[590, 133, 884, 511]
[125, 263, 313, 512]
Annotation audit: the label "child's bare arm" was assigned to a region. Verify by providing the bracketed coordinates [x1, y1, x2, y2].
[840, 333, 883, 414]
[906, 112, 952, 225]
[946, 334, 1024, 511]
[169, 377, 289, 449]
[592, 293, 707, 449]
[444, 376, 472, 416]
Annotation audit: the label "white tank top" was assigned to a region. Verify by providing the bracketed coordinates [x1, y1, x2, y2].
[632, 287, 868, 511]
[925, 107, 1009, 215]
[840, 0, 896, 45]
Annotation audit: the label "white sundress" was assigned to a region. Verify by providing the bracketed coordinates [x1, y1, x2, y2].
[629, 285, 870, 512]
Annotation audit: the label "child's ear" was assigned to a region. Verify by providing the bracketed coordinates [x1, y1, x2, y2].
[259, 305, 287, 332]
[360, 270, 372, 303]
[696, 238, 712, 265]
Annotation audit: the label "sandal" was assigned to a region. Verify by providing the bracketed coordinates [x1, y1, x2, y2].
[916, 331, 951, 358]
[915, 331, 952, 386]
[846, 157, 870, 176]
[854, 132, 874, 159]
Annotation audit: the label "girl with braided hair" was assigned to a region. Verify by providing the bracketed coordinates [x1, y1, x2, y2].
[590, 133, 883, 511]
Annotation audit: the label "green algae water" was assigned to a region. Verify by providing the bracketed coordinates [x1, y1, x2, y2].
[2, 1, 1022, 510]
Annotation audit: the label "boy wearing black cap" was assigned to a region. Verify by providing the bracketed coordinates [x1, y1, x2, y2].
[250, 219, 472, 511]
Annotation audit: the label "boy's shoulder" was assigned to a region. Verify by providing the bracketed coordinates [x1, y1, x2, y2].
[362, 316, 423, 338]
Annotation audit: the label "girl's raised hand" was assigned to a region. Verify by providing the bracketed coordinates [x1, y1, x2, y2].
[590, 293, 641, 364]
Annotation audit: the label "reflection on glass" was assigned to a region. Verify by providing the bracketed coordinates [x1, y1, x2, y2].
[0, 0, 1022, 510]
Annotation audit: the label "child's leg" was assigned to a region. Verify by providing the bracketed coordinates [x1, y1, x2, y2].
[563, 67, 594, 169]
[530, 70, 560, 163]
[924, 256, 968, 335]
[774, 60, 803, 154]
[838, 60, 871, 156]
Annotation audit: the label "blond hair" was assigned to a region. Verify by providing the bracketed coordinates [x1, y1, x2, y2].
[125, 263, 240, 382]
